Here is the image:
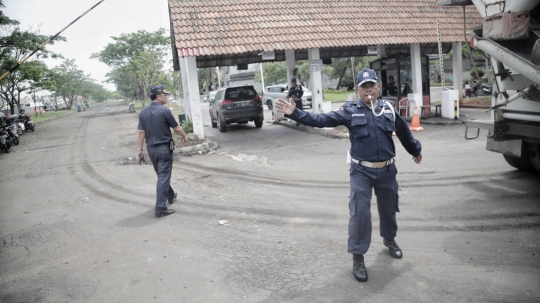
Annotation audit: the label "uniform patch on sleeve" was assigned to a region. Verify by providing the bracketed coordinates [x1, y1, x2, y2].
[352, 113, 365, 117]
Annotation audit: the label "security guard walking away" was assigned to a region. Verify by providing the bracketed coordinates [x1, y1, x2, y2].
[275, 69, 422, 282]
[137, 85, 188, 218]
[287, 77, 304, 111]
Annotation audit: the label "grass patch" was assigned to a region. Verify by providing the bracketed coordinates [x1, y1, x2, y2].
[324, 90, 356, 103]
[32, 109, 75, 123]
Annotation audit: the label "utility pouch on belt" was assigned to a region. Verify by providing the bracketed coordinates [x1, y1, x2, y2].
[169, 139, 175, 151]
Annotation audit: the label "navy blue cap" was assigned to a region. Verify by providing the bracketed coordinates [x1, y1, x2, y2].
[150, 85, 171, 94]
[357, 69, 378, 86]
[291, 77, 297, 82]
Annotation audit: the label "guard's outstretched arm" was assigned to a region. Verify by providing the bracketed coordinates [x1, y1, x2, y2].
[275, 98, 345, 128]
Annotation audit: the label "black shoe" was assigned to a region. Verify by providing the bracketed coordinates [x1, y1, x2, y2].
[352, 254, 368, 282]
[155, 209, 175, 218]
[168, 192, 177, 204]
[383, 238, 403, 259]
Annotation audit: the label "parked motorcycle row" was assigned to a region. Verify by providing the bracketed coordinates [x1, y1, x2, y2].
[463, 80, 493, 98]
[0, 109, 35, 153]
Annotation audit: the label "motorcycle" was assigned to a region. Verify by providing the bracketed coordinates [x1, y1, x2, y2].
[2, 115, 20, 146]
[0, 127, 12, 153]
[128, 101, 135, 113]
[16, 109, 34, 132]
[473, 80, 493, 96]
[463, 83, 476, 98]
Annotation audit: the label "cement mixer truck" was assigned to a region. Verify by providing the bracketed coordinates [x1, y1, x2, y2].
[439, 0, 540, 173]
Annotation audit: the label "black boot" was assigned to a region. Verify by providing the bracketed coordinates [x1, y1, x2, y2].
[353, 254, 368, 282]
[383, 238, 403, 259]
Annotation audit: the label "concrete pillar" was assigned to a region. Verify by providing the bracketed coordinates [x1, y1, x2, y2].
[179, 57, 191, 119]
[185, 56, 204, 139]
[308, 48, 323, 113]
[452, 42, 464, 104]
[410, 43, 423, 117]
[377, 45, 386, 59]
[285, 49, 296, 86]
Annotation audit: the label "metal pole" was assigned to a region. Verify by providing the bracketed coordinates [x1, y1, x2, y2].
[0, 0, 106, 82]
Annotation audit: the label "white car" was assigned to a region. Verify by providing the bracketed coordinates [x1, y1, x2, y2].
[263, 84, 312, 110]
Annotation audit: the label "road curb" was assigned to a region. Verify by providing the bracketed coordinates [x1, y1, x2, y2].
[34, 111, 76, 124]
[176, 139, 219, 156]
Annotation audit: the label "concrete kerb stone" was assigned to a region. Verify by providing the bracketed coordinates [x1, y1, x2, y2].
[176, 139, 219, 156]
[34, 111, 76, 124]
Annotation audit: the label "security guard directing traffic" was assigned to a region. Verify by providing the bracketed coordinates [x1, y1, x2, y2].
[137, 85, 188, 218]
[287, 77, 304, 111]
[275, 68, 422, 282]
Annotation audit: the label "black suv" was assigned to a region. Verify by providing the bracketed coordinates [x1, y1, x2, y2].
[209, 85, 264, 132]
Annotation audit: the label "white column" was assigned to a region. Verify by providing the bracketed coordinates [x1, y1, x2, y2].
[410, 43, 423, 117]
[377, 45, 386, 59]
[308, 48, 323, 113]
[452, 42, 463, 104]
[285, 49, 296, 86]
[185, 56, 205, 139]
[179, 57, 191, 119]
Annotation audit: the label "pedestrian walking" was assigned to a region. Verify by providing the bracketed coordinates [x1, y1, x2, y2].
[137, 85, 188, 218]
[275, 68, 422, 282]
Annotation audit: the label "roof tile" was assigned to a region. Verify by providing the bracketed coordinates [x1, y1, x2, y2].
[169, 0, 482, 57]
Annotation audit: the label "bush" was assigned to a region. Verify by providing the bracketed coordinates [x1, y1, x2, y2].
[181, 117, 193, 133]
[469, 67, 485, 79]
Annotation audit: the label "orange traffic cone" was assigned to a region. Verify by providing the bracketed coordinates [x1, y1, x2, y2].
[409, 106, 424, 131]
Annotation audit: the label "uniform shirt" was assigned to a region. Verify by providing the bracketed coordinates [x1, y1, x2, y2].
[288, 85, 303, 101]
[286, 98, 421, 162]
[384, 82, 398, 96]
[137, 102, 179, 147]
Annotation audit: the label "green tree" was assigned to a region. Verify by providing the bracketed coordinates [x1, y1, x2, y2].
[254, 62, 287, 86]
[0, 25, 64, 113]
[51, 59, 88, 110]
[91, 29, 171, 107]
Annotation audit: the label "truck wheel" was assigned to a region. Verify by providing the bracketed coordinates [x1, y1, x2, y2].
[503, 141, 534, 171]
[527, 143, 540, 173]
[503, 154, 523, 170]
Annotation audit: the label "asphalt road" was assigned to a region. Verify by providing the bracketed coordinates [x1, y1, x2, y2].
[1, 100, 539, 303]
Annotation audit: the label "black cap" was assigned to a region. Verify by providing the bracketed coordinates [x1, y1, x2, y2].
[150, 85, 171, 94]
[357, 68, 378, 86]
[291, 77, 296, 82]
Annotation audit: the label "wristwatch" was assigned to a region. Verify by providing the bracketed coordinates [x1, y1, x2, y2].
[137, 148, 143, 151]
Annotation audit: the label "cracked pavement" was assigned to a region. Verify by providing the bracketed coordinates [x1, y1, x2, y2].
[0, 100, 539, 302]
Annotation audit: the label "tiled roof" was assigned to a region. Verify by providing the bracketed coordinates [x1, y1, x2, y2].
[168, 0, 482, 66]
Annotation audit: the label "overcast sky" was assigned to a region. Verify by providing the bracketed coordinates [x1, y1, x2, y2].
[3, 0, 172, 91]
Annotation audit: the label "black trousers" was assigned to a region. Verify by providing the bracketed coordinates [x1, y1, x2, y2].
[147, 144, 176, 213]
[348, 162, 399, 255]
[294, 99, 303, 111]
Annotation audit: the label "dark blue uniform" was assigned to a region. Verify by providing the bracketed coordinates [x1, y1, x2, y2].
[137, 102, 179, 214]
[286, 98, 421, 255]
[288, 85, 304, 110]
